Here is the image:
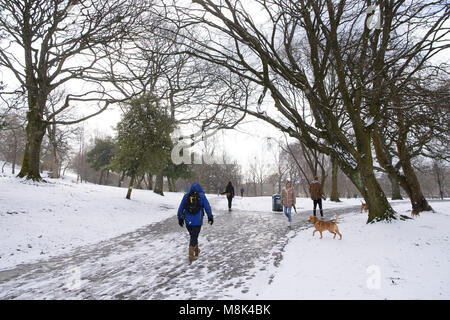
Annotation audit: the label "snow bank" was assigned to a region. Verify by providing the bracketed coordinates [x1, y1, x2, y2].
[0, 170, 188, 270]
[240, 202, 450, 299]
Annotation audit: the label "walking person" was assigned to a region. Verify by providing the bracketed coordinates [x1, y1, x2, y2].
[281, 180, 296, 228]
[240, 187, 244, 197]
[177, 182, 213, 262]
[221, 181, 235, 211]
[309, 176, 326, 217]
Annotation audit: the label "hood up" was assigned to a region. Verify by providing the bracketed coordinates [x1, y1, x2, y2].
[189, 182, 204, 194]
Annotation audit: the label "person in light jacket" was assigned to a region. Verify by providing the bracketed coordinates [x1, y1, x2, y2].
[281, 180, 296, 226]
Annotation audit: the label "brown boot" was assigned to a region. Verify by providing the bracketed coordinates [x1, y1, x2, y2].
[194, 244, 200, 257]
[189, 246, 197, 261]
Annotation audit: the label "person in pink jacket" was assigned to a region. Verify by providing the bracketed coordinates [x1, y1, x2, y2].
[281, 180, 296, 227]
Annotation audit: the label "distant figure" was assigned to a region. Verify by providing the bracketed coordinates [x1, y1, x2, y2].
[177, 182, 214, 262]
[221, 181, 235, 211]
[240, 187, 244, 197]
[281, 180, 296, 228]
[309, 176, 326, 217]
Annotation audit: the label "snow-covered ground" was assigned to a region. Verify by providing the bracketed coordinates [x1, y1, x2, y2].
[237, 201, 450, 300]
[1, 164, 449, 300]
[0, 167, 183, 270]
[0, 165, 370, 271]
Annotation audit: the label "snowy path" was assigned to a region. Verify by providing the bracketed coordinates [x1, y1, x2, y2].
[0, 202, 361, 300]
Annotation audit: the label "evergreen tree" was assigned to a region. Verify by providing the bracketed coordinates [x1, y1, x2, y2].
[112, 95, 174, 199]
[86, 137, 115, 185]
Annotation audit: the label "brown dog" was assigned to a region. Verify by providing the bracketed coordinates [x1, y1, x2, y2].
[309, 214, 342, 240]
[411, 209, 420, 218]
[361, 202, 368, 213]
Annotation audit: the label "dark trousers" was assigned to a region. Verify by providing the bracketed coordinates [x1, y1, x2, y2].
[313, 198, 323, 216]
[186, 225, 201, 247]
[227, 196, 233, 209]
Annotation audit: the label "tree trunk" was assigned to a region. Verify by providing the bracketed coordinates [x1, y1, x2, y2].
[168, 177, 177, 192]
[389, 175, 403, 200]
[136, 175, 144, 189]
[147, 173, 153, 190]
[153, 171, 164, 196]
[49, 125, 60, 179]
[126, 175, 135, 199]
[63, 162, 70, 176]
[395, 114, 433, 212]
[98, 170, 104, 185]
[11, 132, 17, 175]
[338, 131, 396, 223]
[104, 170, 110, 185]
[18, 110, 46, 181]
[373, 128, 431, 212]
[344, 165, 396, 223]
[118, 170, 125, 187]
[401, 158, 432, 212]
[363, 172, 396, 223]
[12, 151, 16, 175]
[434, 163, 444, 200]
[330, 155, 340, 202]
[167, 177, 172, 192]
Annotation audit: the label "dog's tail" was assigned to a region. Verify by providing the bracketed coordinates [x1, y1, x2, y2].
[335, 214, 341, 223]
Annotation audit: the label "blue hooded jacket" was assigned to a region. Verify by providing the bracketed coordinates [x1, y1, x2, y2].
[177, 182, 213, 226]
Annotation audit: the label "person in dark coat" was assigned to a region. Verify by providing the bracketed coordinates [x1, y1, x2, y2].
[221, 181, 235, 211]
[309, 175, 326, 217]
[240, 187, 244, 197]
[177, 182, 213, 261]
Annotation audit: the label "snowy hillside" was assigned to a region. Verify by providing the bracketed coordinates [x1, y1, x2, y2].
[0, 169, 183, 270]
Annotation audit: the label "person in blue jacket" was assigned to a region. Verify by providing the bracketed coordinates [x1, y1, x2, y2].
[177, 182, 214, 261]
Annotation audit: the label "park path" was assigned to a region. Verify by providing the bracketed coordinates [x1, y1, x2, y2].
[0, 201, 368, 299]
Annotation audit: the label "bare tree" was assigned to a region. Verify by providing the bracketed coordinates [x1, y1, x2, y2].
[0, 0, 156, 180]
[43, 90, 81, 178]
[373, 69, 449, 211]
[282, 140, 329, 193]
[0, 113, 26, 173]
[432, 160, 448, 200]
[158, 0, 448, 222]
[248, 156, 269, 196]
